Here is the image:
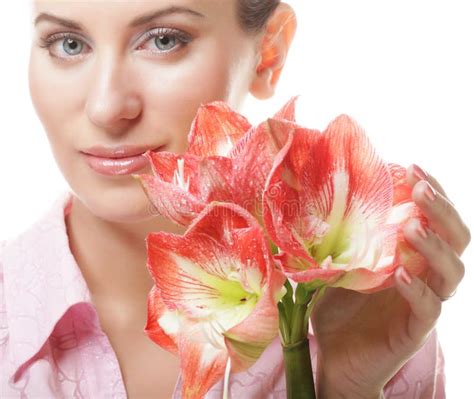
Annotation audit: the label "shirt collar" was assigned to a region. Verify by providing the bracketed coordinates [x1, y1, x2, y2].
[2, 190, 94, 382]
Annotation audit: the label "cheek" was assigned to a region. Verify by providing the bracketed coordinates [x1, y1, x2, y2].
[28, 49, 78, 168]
[28, 51, 77, 197]
[29, 51, 62, 143]
[28, 50, 154, 222]
[140, 40, 245, 153]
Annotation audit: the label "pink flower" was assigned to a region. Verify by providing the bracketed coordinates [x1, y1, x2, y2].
[263, 114, 427, 293]
[143, 202, 287, 398]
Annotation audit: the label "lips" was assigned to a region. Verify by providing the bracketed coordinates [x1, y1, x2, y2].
[82, 144, 163, 158]
[81, 145, 165, 176]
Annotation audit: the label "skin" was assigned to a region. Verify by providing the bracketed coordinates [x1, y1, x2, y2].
[28, 1, 470, 398]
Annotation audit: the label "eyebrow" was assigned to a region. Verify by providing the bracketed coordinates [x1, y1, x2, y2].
[34, 6, 205, 29]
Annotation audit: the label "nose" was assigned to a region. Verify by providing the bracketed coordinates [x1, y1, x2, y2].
[86, 54, 142, 134]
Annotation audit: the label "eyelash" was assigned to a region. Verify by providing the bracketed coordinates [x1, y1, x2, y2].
[38, 27, 192, 60]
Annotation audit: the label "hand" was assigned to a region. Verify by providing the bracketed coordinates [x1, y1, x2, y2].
[310, 164, 471, 399]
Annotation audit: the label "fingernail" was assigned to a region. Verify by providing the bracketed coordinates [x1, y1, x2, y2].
[397, 266, 412, 285]
[412, 164, 428, 181]
[423, 181, 436, 202]
[415, 219, 429, 239]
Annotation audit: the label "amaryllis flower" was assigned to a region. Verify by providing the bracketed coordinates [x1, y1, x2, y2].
[143, 202, 287, 399]
[263, 115, 427, 293]
[133, 97, 298, 226]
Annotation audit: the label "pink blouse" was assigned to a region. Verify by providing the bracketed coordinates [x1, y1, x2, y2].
[0, 190, 446, 398]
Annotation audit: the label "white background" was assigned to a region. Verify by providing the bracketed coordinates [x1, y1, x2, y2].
[1, 1, 472, 396]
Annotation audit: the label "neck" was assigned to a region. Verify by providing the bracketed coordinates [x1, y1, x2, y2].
[65, 195, 185, 315]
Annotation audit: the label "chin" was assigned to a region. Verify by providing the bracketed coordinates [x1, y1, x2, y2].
[110, 200, 159, 224]
[73, 184, 158, 224]
[100, 206, 158, 224]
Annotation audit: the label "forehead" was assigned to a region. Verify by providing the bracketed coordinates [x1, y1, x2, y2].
[32, 0, 237, 28]
[32, 0, 217, 8]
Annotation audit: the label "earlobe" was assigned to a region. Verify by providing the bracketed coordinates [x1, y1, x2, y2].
[250, 68, 274, 100]
[249, 2, 298, 100]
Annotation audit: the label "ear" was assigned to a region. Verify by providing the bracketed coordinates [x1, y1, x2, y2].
[249, 2, 298, 100]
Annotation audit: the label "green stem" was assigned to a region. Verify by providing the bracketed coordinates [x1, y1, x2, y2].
[282, 338, 316, 399]
[304, 285, 327, 333]
[278, 284, 328, 399]
[290, 303, 307, 343]
[282, 280, 294, 325]
[278, 302, 291, 344]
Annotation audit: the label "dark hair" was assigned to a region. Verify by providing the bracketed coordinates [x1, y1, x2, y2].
[237, 0, 281, 35]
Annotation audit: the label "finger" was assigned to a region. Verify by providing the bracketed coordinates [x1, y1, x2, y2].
[403, 218, 465, 297]
[406, 164, 448, 199]
[394, 266, 441, 345]
[410, 179, 471, 256]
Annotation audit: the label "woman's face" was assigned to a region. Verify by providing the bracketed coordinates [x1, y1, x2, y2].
[29, 0, 261, 223]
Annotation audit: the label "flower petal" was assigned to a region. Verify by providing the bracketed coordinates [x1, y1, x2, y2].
[187, 101, 252, 157]
[145, 151, 202, 193]
[387, 163, 413, 206]
[273, 95, 299, 122]
[178, 321, 229, 399]
[135, 152, 237, 226]
[198, 156, 234, 202]
[264, 180, 316, 267]
[133, 173, 204, 226]
[278, 252, 345, 288]
[143, 285, 179, 354]
[186, 201, 261, 241]
[229, 118, 296, 220]
[147, 232, 238, 317]
[327, 266, 395, 293]
[262, 124, 321, 255]
[328, 237, 427, 294]
[304, 114, 393, 230]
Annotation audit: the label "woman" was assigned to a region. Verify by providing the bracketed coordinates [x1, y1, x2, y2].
[0, 0, 470, 398]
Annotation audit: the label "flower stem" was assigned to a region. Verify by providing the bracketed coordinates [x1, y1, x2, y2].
[290, 302, 307, 343]
[278, 302, 291, 343]
[279, 284, 322, 399]
[282, 338, 316, 399]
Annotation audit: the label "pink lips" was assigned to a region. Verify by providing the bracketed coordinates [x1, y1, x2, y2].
[81, 145, 164, 176]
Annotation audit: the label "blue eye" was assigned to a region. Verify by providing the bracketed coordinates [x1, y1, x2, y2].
[38, 35, 86, 58]
[141, 28, 192, 53]
[155, 34, 177, 51]
[61, 38, 84, 56]
[38, 27, 192, 60]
